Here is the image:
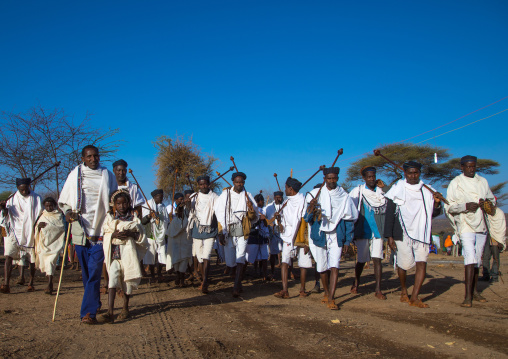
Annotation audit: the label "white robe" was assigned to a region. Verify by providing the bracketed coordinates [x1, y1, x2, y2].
[188, 191, 218, 234]
[214, 188, 258, 235]
[58, 164, 114, 236]
[103, 213, 148, 287]
[349, 184, 386, 213]
[142, 199, 169, 245]
[167, 213, 192, 270]
[385, 179, 436, 244]
[34, 210, 65, 276]
[279, 193, 307, 244]
[0, 191, 42, 249]
[445, 174, 495, 235]
[316, 186, 358, 232]
[116, 180, 145, 208]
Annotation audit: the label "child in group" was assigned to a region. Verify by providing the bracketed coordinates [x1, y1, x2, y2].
[102, 189, 148, 323]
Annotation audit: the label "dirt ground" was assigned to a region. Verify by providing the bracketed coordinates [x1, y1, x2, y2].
[0, 251, 507, 359]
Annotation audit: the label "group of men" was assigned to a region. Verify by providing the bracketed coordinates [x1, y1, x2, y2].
[0, 145, 504, 324]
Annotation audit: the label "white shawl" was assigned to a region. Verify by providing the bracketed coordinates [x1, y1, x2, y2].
[445, 174, 495, 235]
[486, 208, 506, 249]
[349, 184, 386, 213]
[103, 213, 148, 284]
[279, 193, 307, 244]
[0, 191, 42, 249]
[34, 210, 65, 275]
[188, 191, 218, 233]
[385, 179, 435, 244]
[116, 180, 145, 208]
[317, 186, 358, 232]
[58, 164, 113, 236]
[214, 188, 258, 234]
[142, 199, 168, 244]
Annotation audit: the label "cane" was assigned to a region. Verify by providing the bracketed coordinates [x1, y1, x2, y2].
[52, 221, 73, 322]
[273, 174, 282, 192]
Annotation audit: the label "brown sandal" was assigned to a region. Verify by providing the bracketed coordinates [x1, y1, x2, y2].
[27, 285, 35, 292]
[327, 300, 339, 310]
[299, 290, 309, 297]
[350, 285, 358, 294]
[274, 290, 289, 299]
[81, 313, 98, 325]
[200, 283, 209, 294]
[321, 294, 329, 304]
[409, 299, 429, 308]
[400, 294, 410, 303]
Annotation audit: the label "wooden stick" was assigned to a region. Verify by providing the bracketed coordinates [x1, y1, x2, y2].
[315, 149, 344, 200]
[128, 169, 153, 212]
[185, 173, 194, 192]
[373, 149, 449, 205]
[230, 156, 254, 211]
[171, 169, 178, 217]
[273, 173, 282, 191]
[301, 165, 326, 188]
[5, 161, 61, 202]
[211, 166, 235, 185]
[52, 222, 72, 322]
[217, 171, 232, 186]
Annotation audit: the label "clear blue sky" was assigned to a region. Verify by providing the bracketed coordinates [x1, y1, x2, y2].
[1, 1, 507, 197]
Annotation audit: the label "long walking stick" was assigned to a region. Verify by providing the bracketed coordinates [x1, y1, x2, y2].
[373, 150, 448, 204]
[301, 165, 326, 189]
[273, 174, 282, 191]
[170, 169, 178, 219]
[314, 149, 343, 200]
[128, 169, 159, 224]
[230, 156, 254, 211]
[4, 161, 61, 202]
[52, 222, 72, 322]
[189, 166, 236, 200]
[216, 171, 232, 187]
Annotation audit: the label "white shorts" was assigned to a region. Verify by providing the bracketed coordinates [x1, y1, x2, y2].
[3, 235, 36, 263]
[246, 243, 269, 263]
[396, 234, 429, 270]
[309, 240, 328, 273]
[460, 232, 487, 267]
[144, 239, 166, 265]
[269, 235, 282, 255]
[224, 236, 248, 267]
[356, 237, 384, 263]
[281, 242, 312, 268]
[324, 232, 343, 270]
[108, 259, 137, 295]
[193, 237, 215, 263]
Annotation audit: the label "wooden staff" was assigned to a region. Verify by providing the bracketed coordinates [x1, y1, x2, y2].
[301, 165, 326, 188]
[314, 149, 344, 200]
[52, 222, 72, 322]
[273, 174, 282, 191]
[189, 166, 235, 200]
[128, 169, 159, 224]
[5, 161, 61, 202]
[373, 149, 448, 205]
[170, 169, 178, 218]
[216, 171, 232, 186]
[230, 156, 254, 211]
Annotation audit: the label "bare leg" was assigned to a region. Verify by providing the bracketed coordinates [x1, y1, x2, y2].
[328, 267, 339, 302]
[352, 262, 365, 293]
[3, 256, 13, 287]
[122, 294, 130, 314]
[18, 264, 25, 285]
[261, 259, 268, 279]
[472, 267, 486, 302]
[270, 254, 276, 275]
[149, 264, 155, 281]
[47, 275, 54, 293]
[462, 264, 474, 306]
[108, 288, 116, 319]
[373, 258, 386, 299]
[397, 267, 409, 302]
[233, 263, 244, 297]
[320, 271, 329, 300]
[300, 268, 307, 293]
[281, 263, 289, 293]
[409, 262, 428, 308]
[28, 263, 35, 287]
[157, 264, 163, 282]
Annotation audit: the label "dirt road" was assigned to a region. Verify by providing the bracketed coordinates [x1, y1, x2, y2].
[0, 253, 507, 358]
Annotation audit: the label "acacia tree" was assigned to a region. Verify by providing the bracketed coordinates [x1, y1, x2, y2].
[0, 105, 121, 196]
[153, 134, 221, 201]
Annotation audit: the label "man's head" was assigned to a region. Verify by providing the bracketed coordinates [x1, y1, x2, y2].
[285, 177, 302, 196]
[16, 178, 31, 197]
[174, 192, 184, 206]
[361, 166, 377, 189]
[273, 191, 284, 205]
[43, 197, 57, 212]
[403, 161, 422, 185]
[111, 190, 132, 215]
[184, 189, 194, 201]
[323, 167, 340, 190]
[197, 175, 211, 194]
[112, 159, 128, 183]
[81, 145, 100, 170]
[460, 155, 477, 178]
[151, 189, 164, 204]
[231, 172, 246, 193]
[254, 193, 264, 208]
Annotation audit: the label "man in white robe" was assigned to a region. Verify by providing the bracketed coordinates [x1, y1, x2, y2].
[246, 193, 270, 280]
[59, 145, 115, 324]
[35, 197, 65, 295]
[265, 191, 284, 278]
[0, 178, 43, 293]
[349, 166, 387, 300]
[111, 159, 145, 216]
[274, 177, 312, 299]
[141, 189, 170, 283]
[445, 155, 496, 307]
[188, 175, 219, 293]
[307, 168, 358, 309]
[385, 161, 442, 309]
[214, 171, 258, 298]
[168, 193, 192, 287]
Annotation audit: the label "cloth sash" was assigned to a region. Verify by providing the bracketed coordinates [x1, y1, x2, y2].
[385, 179, 434, 244]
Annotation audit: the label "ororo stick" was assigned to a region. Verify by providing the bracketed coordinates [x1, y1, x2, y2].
[52, 222, 72, 322]
[373, 149, 449, 205]
[189, 167, 235, 200]
[128, 169, 159, 224]
[315, 149, 344, 200]
[301, 165, 326, 188]
[5, 161, 61, 202]
[216, 171, 232, 186]
[273, 174, 282, 191]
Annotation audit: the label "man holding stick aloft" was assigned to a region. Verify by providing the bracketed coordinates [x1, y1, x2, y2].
[384, 161, 442, 308]
[445, 155, 496, 307]
[306, 167, 358, 309]
[58, 145, 115, 323]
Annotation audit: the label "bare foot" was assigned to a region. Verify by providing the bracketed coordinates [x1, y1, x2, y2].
[374, 292, 387, 300]
[350, 285, 358, 294]
[400, 293, 410, 303]
[409, 299, 429, 308]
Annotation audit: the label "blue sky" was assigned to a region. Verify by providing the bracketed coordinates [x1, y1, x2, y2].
[1, 1, 507, 198]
